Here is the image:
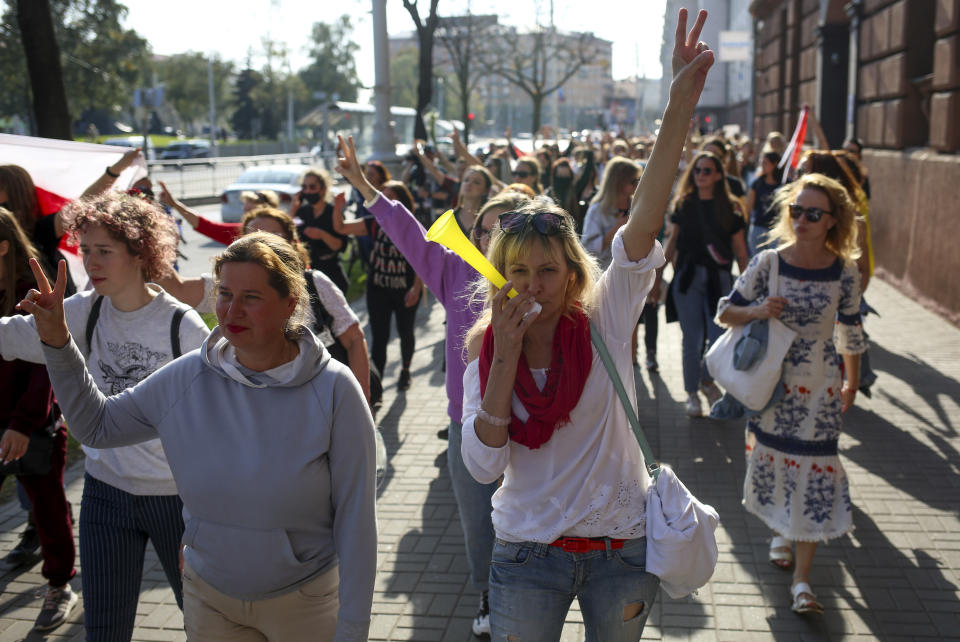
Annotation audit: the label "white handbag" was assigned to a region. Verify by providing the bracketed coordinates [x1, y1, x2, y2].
[591, 325, 720, 599]
[705, 251, 797, 411]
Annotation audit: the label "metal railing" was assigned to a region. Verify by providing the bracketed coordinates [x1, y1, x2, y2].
[147, 152, 340, 202]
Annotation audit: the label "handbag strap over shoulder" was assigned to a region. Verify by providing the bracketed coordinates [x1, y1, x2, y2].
[768, 250, 780, 298]
[589, 322, 661, 481]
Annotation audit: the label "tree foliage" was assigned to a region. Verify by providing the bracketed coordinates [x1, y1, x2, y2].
[0, 0, 149, 134]
[436, 14, 496, 143]
[389, 48, 419, 109]
[298, 16, 361, 104]
[401, 0, 441, 140]
[153, 53, 234, 133]
[482, 26, 599, 134]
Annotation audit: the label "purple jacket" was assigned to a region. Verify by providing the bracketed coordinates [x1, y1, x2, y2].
[368, 195, 482, 423]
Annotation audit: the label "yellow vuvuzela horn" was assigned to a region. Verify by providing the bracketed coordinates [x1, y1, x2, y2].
[426, 209, 519, 298]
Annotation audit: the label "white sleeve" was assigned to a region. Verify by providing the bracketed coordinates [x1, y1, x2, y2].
[312, 271, 359, 337]
[593, 230, 666, 344]
[0, 291, 95, 363]
[460, 359, 510, 484]
[195, 274, 216, 315]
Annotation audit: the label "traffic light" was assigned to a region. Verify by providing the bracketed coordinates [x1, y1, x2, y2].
[467, 113, 475, 121]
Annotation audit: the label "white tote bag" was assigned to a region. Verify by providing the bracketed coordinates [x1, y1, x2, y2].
[705, 251, 797, 411]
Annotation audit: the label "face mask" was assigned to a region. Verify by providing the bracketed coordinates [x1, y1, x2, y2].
[303, 192, 321, 205]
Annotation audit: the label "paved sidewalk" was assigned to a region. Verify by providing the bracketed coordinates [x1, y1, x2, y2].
[0, 276, 958, 640]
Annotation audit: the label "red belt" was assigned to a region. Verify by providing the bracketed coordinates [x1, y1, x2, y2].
[549, 537, 626, 553]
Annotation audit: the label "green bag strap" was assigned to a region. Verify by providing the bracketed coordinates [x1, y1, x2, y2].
[590, 322, 661, 481]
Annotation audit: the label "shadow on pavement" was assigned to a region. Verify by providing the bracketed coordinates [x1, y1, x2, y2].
[375, 393, 407, 500]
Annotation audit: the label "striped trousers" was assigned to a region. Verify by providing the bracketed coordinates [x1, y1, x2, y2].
[80, 474, 184, 642]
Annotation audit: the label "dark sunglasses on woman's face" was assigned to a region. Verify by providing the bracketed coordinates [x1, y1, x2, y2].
[513, 170, 532, 179]
[498, 211, 567, 236]
[472, 226, 493, 242]
[301, 183, 321, 192]
[788, 203, 832, 223]
[693, 166, 714, 176]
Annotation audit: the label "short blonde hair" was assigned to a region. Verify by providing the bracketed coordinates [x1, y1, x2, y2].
[213, 232, 310, 340]
[465, 200, 600, 347]
[240, 207, 310, 269]
[767, 174, 861, 261]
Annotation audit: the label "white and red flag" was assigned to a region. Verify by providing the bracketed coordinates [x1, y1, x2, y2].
[778, 106, 809, 184]
[0, 133, 148, 287]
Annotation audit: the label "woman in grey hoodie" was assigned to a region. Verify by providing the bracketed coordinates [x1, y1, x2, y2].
[19, 232, 378, 641]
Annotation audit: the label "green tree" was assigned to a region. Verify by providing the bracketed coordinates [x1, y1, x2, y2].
[389, 47, 419, 109]
[154, 53, 234, 133]
[231, 59, 263, 140]
[52, 0, 150, 118]
[298, 16, 361, 105]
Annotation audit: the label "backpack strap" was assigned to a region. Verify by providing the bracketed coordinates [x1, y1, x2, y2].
[170, 307, 187, 359]
[304, 270, 335, 333]
[84, 295, 105, 355]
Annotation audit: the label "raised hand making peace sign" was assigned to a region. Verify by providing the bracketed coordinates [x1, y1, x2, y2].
[669, 8, 714, 111]
[17, 258, 70, 348]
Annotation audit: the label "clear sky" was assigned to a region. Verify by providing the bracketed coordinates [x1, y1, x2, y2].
[121, 0, 667, 85]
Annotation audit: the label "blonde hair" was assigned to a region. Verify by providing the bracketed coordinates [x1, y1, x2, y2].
[767, 174, 861, 261]
[591, 156, 641, 212]
[0, 207, 44, 316]
[240, 207, 310, 268]
[240, 190, 280, 208]
[213, 232, 310, 340]
[465, 200, 600, 347]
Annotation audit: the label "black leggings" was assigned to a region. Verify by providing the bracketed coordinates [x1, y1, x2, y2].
[367, 285, 420, 375]
[639, 301, 659, 354]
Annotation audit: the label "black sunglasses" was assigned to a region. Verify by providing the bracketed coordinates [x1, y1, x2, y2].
[300, 183, 321, 191]
[693, 166, 714, 176]
[789, 203, 832, 223]
[498, 211, 567, 236]
[513, 170, 532, 179]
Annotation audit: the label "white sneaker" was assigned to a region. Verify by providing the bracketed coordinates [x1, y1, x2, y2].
[685, 393, 703, 417]
[472, 590, 490, 636]
[34, 584, 78, 631]
[700, 382, 723, 408]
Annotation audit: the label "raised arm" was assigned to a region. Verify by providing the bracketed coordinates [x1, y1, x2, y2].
[450, 128, 484, 168]
[412, 141, 452, 184]
[623, 8, 714, 262]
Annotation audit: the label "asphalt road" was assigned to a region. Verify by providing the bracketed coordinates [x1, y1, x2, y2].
[176, 203, 230, 278]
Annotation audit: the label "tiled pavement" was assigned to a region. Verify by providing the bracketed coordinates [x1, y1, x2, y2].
[0, 276, 958, 641]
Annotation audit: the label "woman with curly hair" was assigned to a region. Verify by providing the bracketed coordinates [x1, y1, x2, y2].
[717, 174, 865, 617]
[0, 192, 209, 640]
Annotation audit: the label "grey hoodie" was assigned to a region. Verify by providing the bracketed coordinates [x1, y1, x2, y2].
[42, 327, 377, 641]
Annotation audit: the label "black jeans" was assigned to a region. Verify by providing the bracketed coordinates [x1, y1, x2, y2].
[366, 285, 420, 376]
[639, 302, 659, 354]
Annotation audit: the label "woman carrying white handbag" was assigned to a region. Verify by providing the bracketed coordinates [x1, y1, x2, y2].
[716, 173, 866, 616]
[460, 9, 716, 640]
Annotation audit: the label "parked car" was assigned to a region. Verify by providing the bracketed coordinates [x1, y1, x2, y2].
[102, 135, 156, 160]
[160, 139, 211, 160]
[220, 164, 312, 222]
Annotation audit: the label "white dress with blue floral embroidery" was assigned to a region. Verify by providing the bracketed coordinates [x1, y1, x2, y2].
[717, 249, 866, 542]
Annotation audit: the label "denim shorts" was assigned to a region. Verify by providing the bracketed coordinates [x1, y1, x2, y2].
[488, 537, 660, 642]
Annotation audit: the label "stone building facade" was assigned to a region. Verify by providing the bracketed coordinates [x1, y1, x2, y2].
[750, 0, 960, 323]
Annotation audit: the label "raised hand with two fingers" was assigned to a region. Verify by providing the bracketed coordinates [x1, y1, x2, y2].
[669, 9, 715, 110]
[17, 259, 70, 349]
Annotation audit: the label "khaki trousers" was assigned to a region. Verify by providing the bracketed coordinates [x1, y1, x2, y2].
[182, 561, 338, 641]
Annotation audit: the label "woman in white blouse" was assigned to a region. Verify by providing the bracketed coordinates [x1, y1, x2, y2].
[460, 9, 715, 640]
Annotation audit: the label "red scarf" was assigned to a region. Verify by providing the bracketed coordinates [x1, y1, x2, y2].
[478, 309, 592, 449]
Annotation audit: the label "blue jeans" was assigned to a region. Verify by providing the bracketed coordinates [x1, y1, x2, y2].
[447, 420, 498, 593]
[672, 266, 732, 393]
[489, 538, 659, 641]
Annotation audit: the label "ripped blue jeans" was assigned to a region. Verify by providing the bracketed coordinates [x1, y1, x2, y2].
[489, 537, 659, 642]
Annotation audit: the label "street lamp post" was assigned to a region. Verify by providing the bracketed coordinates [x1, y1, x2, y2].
[370, 0, 397, 162]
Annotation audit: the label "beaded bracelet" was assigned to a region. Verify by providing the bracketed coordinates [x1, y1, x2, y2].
[477, 408, 511, 427]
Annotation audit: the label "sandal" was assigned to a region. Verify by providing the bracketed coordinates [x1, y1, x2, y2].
[791, 582, 824, 615]
[768, 536, 793, 570]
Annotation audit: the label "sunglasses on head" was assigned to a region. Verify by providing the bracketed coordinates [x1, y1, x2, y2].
[788, 203, 832, 223]
[693, 166, 714, 176]
[513, 169, 532, 179]
[498, 211, 567, 236]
